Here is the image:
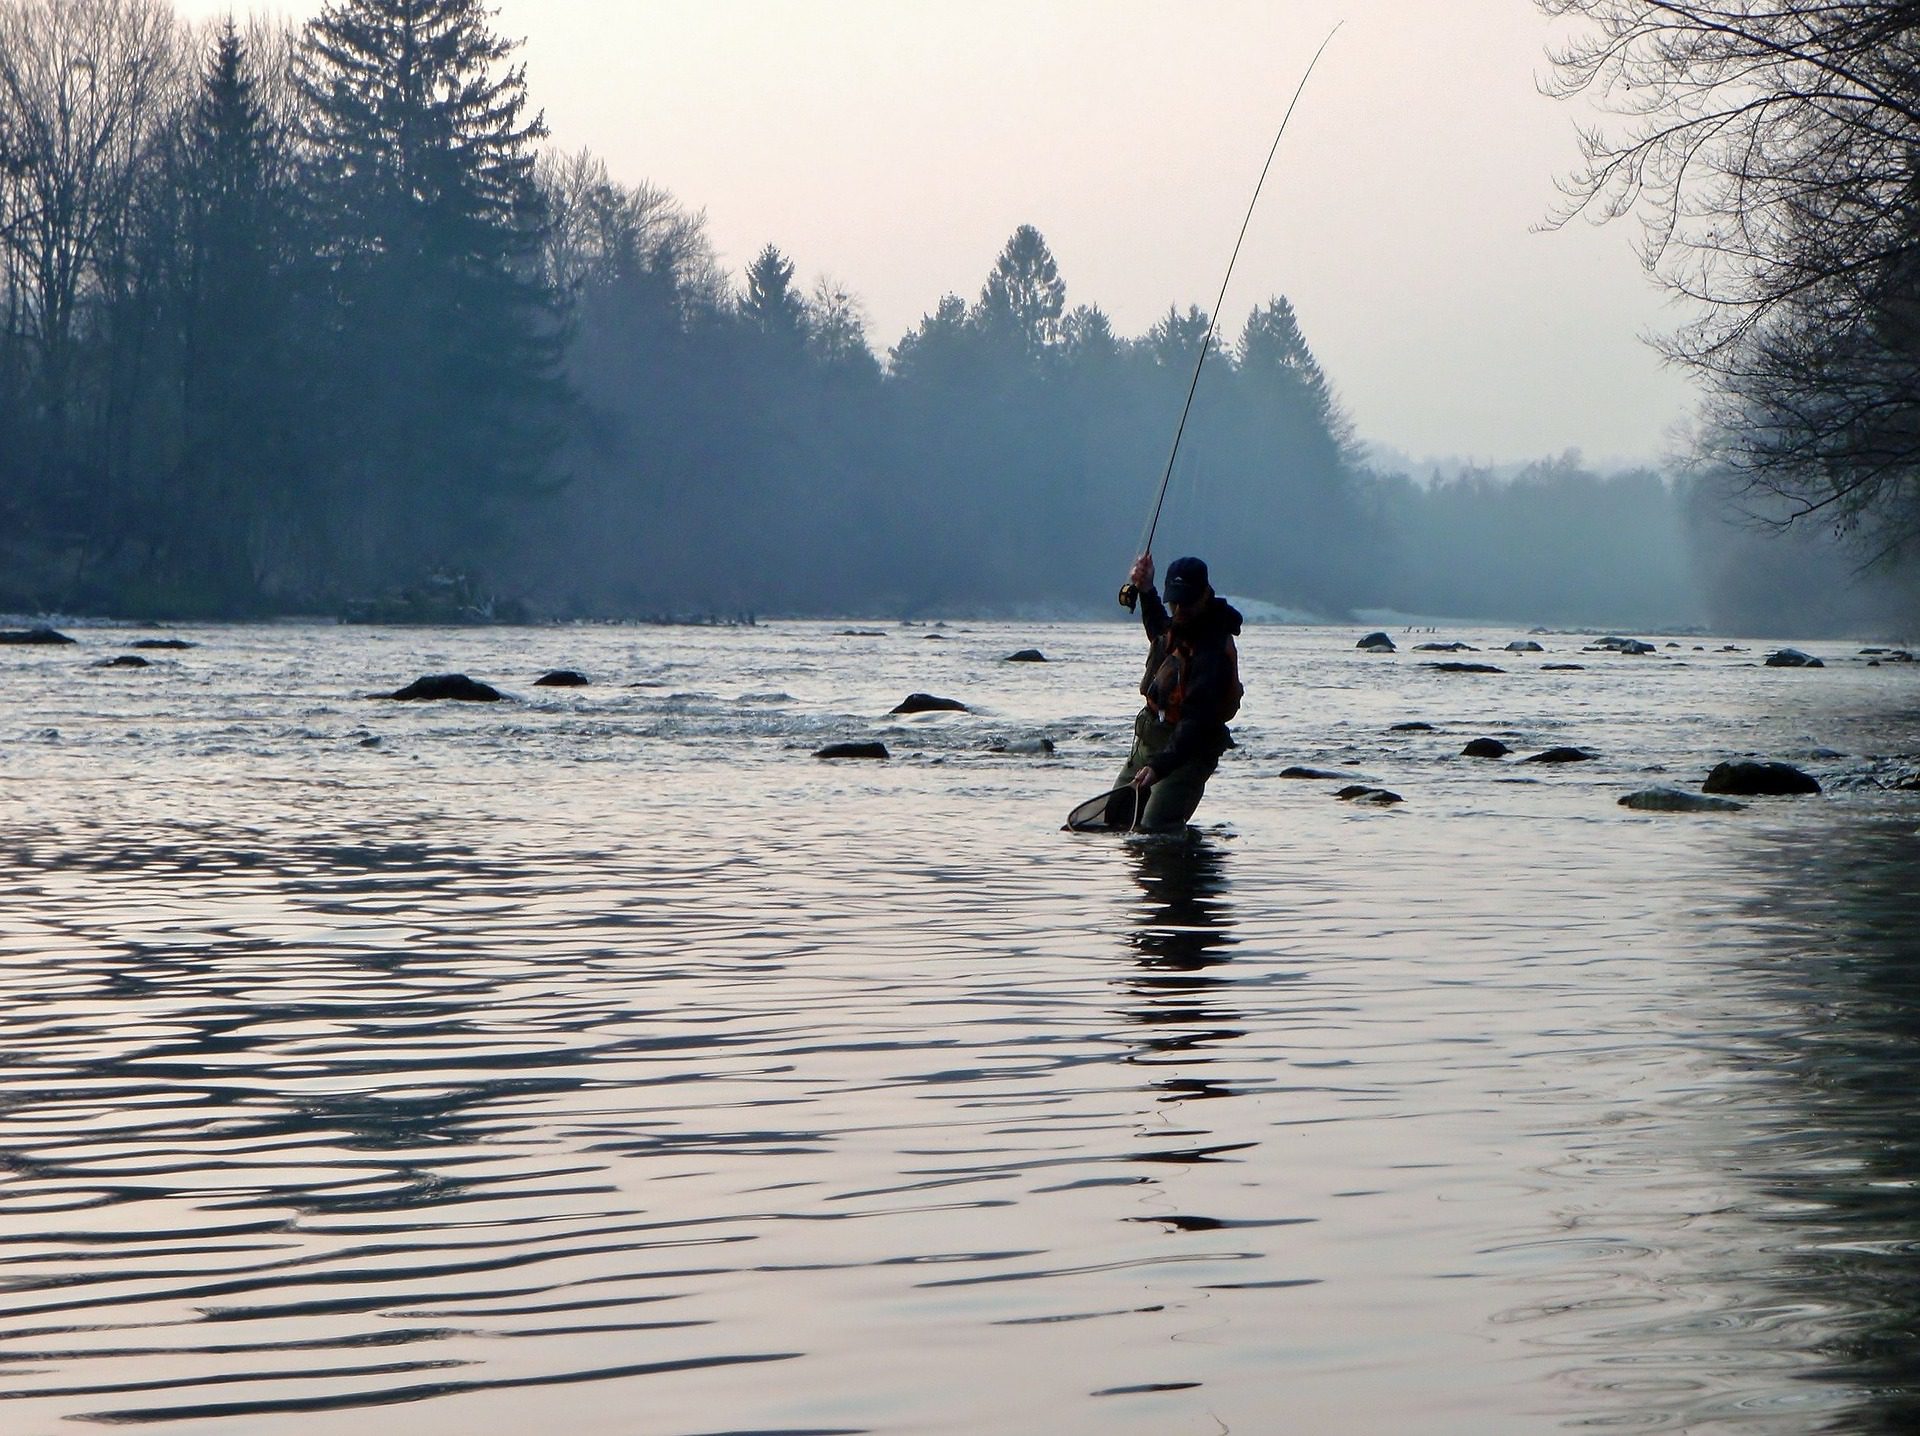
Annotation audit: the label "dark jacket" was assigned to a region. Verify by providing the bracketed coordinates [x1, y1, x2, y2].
[1137, 588, 1244, 779]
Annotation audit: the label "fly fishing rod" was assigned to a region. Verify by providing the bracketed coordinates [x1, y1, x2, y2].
[1119, 22, 1344, 611]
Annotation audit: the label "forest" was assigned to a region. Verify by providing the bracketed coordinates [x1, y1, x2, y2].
[1, 0, 1912, 634]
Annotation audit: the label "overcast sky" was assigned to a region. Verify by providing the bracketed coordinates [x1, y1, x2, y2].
[177, 0, 1699, 468]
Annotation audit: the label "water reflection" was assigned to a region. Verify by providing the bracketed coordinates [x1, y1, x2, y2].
[1120, 836, 1246, 1109]
[1726, 818, 1920, 1434]
[1534, 816, 1920, 1433]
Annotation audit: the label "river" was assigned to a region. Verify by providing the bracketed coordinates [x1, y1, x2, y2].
[2, 619, 1917, 1433]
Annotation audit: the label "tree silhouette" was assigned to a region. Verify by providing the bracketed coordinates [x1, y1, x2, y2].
[974, 222, 1065, 360]
[295, 0, 564, 581]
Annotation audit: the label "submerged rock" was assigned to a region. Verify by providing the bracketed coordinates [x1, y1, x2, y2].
[1702, 760, 1821, 795]
[1589, 636, 1656, 655]
[1427, 661, 1505, 674]
[1281, 765, 1353, 780]
[1505, 639, 1545, 652]
[1336, 785, 1403, 805]
[1764, 647, 1824, 668]
[1620, 786, 1746, 813]
[1413, 641, 1475, 652]
[1357, 631, 1396, 652]
[1004, 649, 1048, 662]
[892, 692, 968, 714]
[94, 654, 150, 668]
[0, 625, 74, 645]
[129, 638, 196, 650]
[989, 736, 1056, 755]
[534, 669, 590, 687]
[1462, 738, 1510, 758]
[1541, 663, 1586, 671]
[837, 628, 886, 637]
[1389, 721, 1436, 732]
[815, 741, 889, 760]
[383, 673, 503, 702]
[1523, 746, 1596, 764]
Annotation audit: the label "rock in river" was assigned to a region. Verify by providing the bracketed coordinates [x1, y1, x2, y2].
[1702, 760, 1821, 795]
[1619, 786, 1747, 813]
[1004, 649, 1048, 662]
[383, 673, 503, 702]
[1505, 639, 1545, 652]
[1336, 785, 1403, 804]
[1357, 631, 1396, 652]
[1281, 766, 1354, 780]
[1523, 746, 1596, 764]
[816, 741, 889, 760]
[1462, 738, 1510, 758]
[94, 654, 150, 668]
[1427, 661, 1505, 674]
[1764, 647, 1824, 668]
[130, 638, 196, 650]
[892, 692, 968, 714]
[0, 626, 74, 645]
[534, 669, 591, 687]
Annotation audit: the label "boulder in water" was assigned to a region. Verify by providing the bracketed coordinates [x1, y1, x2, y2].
[1427, 661, 1505, 674]
[1462, 738, 1510, 758]
[383, 673, 503, 702]
[0, 625, 74, 645]
[1389, 721, 1435, 732]
[1620, 786, 1746, 813]
[94, 654, 150, 668]
[1505, 639, 1545, 652]
[1413, 641, 1475, 652]
[1357, 631, 1396, 652]
[816, 741, 889, 760]
[534, 669, 590, 687]
[1336, 784, 1403, 805]
[1004, 649, 1048, 663]
[892, 692, 968, 714]
[1541, 663, 1586, 671]
[1764, 647, 1824, 668]
[1702, 760, 1821, 795]
[129, 638, 195, 650]
[1589, 636, 1656, 655]
[1523, 746, 1596, 764]
[1281, 765, 1353, 780]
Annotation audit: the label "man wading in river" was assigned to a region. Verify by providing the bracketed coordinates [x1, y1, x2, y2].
[1111, 553, 1244, 829]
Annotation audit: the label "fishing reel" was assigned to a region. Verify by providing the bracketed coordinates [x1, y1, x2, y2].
[1117, 582, 1139, 612]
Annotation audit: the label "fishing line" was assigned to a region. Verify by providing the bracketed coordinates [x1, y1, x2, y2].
[1120, 21, 1344, 610]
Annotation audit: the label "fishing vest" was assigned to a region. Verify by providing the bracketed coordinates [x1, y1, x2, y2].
[1142, 631, 1242, 727]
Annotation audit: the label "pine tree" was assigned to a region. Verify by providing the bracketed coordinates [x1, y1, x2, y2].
[973, 223, 1065, 359]
[739, 243, 807, 343]
[171, 21, 298, 604]
[295, 0, 564, 579]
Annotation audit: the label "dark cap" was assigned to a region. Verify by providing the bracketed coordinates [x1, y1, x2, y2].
[1163, 555, 1211, 605]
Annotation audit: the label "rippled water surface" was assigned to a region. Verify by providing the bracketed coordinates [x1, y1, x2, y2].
[3, 619, 1919, 1434]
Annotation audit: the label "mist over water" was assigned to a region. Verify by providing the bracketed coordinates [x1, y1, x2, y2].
[2, 620, 1919, 1433]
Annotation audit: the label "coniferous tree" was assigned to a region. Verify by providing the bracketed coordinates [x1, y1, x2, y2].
[739, 243, 806, 343]
[294, 0, 564, 583]
[973, 223, 1064, 360]
[167, 20, 305, 605]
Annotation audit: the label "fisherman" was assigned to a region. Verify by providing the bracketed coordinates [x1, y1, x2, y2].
[1112, 552, 1244, 829]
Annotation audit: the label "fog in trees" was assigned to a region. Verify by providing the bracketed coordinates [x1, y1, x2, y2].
[1, 0, 1912, 635]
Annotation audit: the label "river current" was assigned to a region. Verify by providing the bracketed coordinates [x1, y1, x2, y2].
[2, 618, 1918, 1435]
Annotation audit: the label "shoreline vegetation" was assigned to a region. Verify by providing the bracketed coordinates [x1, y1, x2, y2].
[1, 0, 1914, 636]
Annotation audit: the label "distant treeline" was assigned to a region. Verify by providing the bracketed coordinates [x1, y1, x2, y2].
[0, 0, 1910, 634]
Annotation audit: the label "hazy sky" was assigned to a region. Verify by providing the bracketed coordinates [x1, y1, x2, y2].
[176, 0, 1699, 467]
